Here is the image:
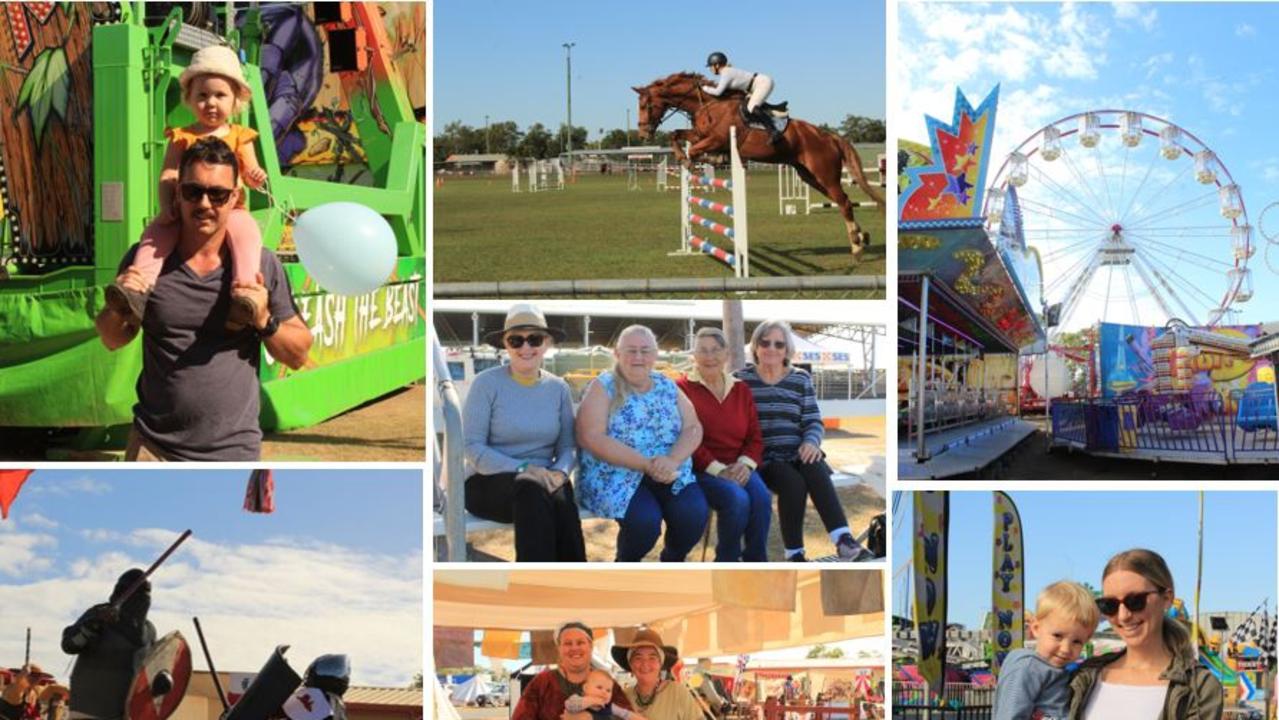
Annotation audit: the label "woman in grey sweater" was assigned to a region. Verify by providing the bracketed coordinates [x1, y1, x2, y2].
[463, 304, 585, 561]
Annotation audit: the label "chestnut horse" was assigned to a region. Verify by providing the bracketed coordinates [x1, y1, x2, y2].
[634, 72, 884, 261]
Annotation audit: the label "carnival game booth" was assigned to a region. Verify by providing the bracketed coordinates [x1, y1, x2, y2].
[897, 88, 1045, 478]
[0, 3, 425, 451]
[433, 570, 886, 720]
[1047, 319, 1279, 464]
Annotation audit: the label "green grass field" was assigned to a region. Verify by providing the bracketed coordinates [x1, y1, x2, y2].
[434, 152, 886, 292]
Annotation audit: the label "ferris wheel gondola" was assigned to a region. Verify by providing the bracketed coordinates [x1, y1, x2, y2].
[983, 110, 1252, 334]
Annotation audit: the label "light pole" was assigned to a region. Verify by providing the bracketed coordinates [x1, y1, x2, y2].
[484, 114, 490, 154]
[562, 42, 575, 172]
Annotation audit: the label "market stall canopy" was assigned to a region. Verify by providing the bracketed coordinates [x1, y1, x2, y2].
[434, 570, 883, 658]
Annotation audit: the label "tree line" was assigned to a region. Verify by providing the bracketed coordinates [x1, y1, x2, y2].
[433, 115, 886, 163]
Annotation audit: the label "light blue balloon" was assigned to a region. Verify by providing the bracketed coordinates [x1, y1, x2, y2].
[293, 202, 397, 296]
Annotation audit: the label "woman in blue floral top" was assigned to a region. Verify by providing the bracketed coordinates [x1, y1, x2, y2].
[577, 324, 709, 561]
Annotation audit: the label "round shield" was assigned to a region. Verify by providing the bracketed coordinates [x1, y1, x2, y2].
[125, 631, 192, 720]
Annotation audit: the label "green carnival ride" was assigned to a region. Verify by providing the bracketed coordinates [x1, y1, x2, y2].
[0, 2, 425, 450]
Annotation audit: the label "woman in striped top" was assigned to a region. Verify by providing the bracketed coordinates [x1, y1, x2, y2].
[735, 320, 870, 562]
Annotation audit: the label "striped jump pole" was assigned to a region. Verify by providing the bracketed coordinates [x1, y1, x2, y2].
[777, 151, 888, 215]
[671, 126, 749, 277]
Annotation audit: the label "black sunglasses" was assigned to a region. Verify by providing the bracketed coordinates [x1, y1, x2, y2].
[505, 334, 546, 349]
[757, 340, 787, 349]
[179, 182, 235, 206]
[1095, 588, 1165, 616]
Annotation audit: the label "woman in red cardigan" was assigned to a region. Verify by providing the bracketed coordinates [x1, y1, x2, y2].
[676, 327, 772, 561]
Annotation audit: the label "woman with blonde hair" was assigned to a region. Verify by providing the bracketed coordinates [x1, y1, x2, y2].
[1068, 548, 1222, 719]
[577, 325, 708, 562]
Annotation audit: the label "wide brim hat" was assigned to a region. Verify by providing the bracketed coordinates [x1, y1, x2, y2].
[179, 45, 252, 102]
[611, 628, 679, 673]
[484, 303, 567, 348]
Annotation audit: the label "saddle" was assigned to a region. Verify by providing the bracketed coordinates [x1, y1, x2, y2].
[738, 98, 790, 134]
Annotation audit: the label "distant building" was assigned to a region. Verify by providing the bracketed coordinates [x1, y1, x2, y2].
[174, 671, 423, 720]
[440, 153, 513, 174]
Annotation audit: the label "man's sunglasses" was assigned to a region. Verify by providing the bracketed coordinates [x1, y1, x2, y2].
[505, 334, 546, 349]
[757, 340, 787, 349]
[1095, 588, 1165, 616]
[179, 183, 235, 206]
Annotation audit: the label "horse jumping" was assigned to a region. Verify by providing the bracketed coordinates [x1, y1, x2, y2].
[634, 72, 885, 261]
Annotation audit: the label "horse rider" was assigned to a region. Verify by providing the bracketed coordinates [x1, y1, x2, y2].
[702, 52, 781, 144]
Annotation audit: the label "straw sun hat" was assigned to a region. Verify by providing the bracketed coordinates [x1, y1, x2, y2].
[179, 45, 252, 102]
[484, 304, 567, 348]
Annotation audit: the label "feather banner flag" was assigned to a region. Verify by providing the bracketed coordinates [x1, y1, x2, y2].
[243, 469, 275, 513]
[913, 491, 948, 705]
[991, 491, 1025, 677]
[0, 470, 34, 519]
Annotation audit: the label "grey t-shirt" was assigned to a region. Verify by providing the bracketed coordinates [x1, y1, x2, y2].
[462, 365, 576, 476]
[993, 648, 1071, 720]
[118, 243, 299, 460]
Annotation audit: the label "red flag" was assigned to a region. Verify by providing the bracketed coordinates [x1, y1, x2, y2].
[0, 470, 34, 520]
[243, 469, 275, 513]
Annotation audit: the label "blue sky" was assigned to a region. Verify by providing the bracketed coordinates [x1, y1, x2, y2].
[900, 3, 1279, 329]
[0, 470, 422, 687]
[434, 0, 886, 138]
[891, 491, 1276, 629]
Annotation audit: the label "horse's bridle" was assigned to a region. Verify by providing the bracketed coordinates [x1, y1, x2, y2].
[646, 79, 708, 133]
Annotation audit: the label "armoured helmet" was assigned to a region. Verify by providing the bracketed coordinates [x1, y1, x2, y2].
[706, 52, 728, 68]
[303, 654, 351, 698]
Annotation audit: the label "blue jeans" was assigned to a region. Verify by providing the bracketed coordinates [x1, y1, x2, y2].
[696, 470, 771, 561]
[615, 476, 708, 562]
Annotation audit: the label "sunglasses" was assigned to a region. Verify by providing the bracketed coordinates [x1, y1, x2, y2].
[179, 182, 235, 206]
[505, 333, 546, 349]
[757, 340, 787, 350]
[1095, 588, 1165, 616]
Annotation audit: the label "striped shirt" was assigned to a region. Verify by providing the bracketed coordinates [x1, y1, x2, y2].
[734, 364, 823, 463]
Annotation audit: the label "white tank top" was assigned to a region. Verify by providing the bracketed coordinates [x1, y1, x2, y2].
[1081, 681, 1168, 720]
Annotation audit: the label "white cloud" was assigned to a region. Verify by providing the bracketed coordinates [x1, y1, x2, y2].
[20, 513, 58, 530]
[900, 2, 1112, 142]
[1236, 23, 1256, 37]
[79, 528, 125, 543]
[29, 476, 113, 497]
[1113, 2, 1158, 32]
[0, 530, 422, 688]
[1142, 52, 1173, 81]
[0, 530, 56, 576]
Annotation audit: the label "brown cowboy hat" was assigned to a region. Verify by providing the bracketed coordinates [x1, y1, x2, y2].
[611, 628, 679, 673]
[483, 303, 567, 348]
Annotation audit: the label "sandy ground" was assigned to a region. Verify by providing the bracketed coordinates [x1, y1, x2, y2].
[466, 417, 887, 562]
[972, 416, 1279, 480]
[3, 384, 426, 461]
[261, 384, 426, 461]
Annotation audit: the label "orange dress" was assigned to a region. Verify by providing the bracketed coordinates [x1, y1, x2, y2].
[165, 124, 260, 209]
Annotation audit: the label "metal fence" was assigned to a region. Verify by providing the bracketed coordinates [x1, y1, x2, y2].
[1049, 389, 1279, 462]
[892, 682, 993, 720]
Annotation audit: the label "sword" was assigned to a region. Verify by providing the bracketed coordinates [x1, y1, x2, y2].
[24, 627, 30, 668]
[111, 529, 193, 610]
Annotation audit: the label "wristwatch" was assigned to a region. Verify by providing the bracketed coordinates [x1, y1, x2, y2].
[257, 314, 280, 338]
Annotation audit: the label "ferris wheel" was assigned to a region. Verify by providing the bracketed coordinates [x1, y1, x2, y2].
[983, 110, 1253, 334]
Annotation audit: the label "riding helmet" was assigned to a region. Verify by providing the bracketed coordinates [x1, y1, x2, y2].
[706, 52, 728, 68]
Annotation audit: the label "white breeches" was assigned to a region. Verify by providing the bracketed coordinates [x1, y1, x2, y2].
[747, 74, 774, 111]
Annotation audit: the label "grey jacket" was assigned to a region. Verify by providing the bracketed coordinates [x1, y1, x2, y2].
[1067, 650, 1223, 720]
